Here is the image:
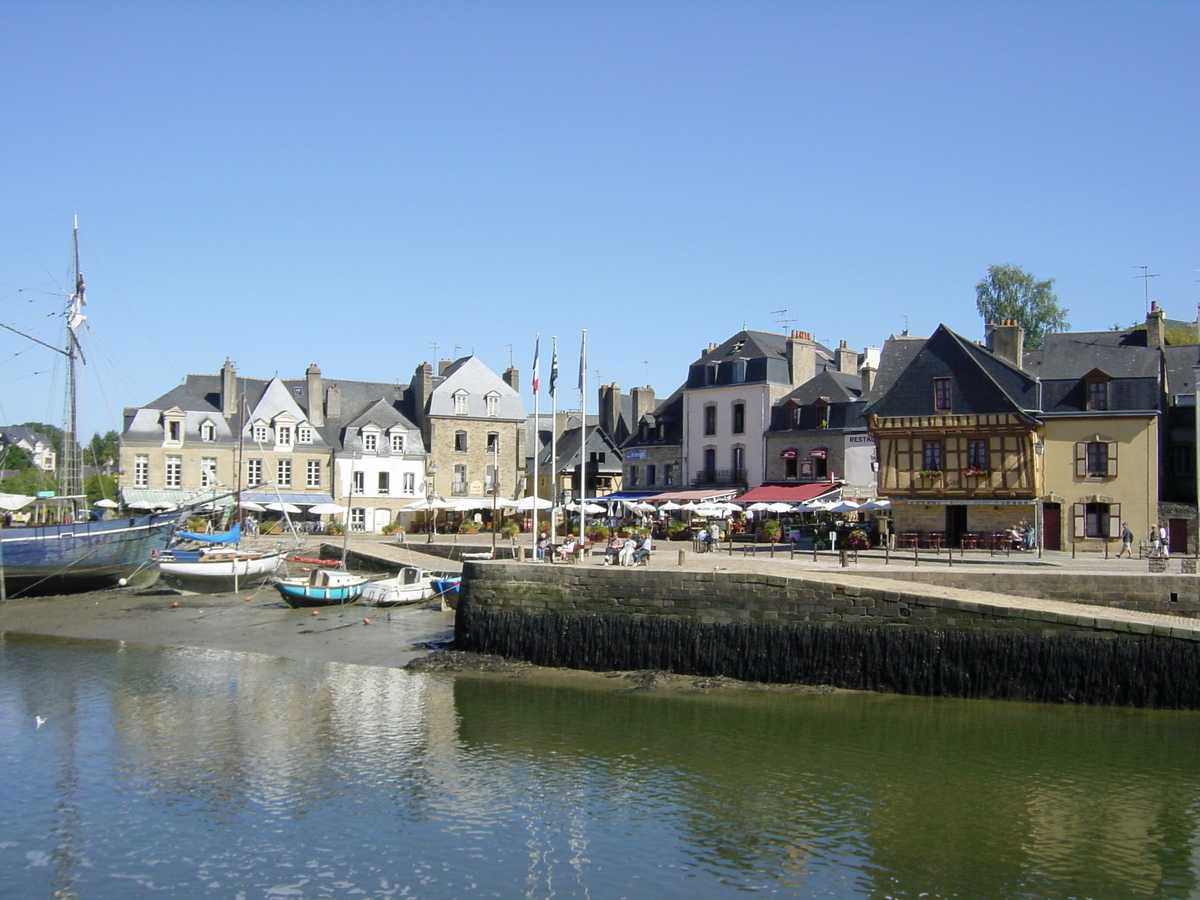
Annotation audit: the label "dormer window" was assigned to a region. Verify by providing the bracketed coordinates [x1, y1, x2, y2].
[363, 432, 378, 452]
[453, 390, 469, 415]
[391, 433, 405, 453]
[485, 392, 500, 417]
[933, 378, 952, 412]
[814, 399, 830, 428]
[200, 421, 216, 442]
[729, 359, 747, 383]
[297, 426, 313, 444]
[166, 420, 182, 443]
[276, 425, 293, 447]
[253, 423, 269, 444]
[704, 364, 718, 386]
[1087, 379, 1109, 411]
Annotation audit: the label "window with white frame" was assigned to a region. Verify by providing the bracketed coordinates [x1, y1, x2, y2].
[247, 458, 262, 485]
[455, 431, 468, 452]
[277, 458, 292, 487]
[363, 432, 377, 452]
[486, 392, 499, 417]
[486, 431, 499, 452]
[453, 390, 469, 415]
[134, 455, 149, 487]
[165, 456, 182, 488]
[402, 472, 415, 494]
[350, 508, 366, 531]
[378, 472, 390, 495]
[200, 421, 216, 442]
[352, 471, 364, 494]
[200, 457, 217, 488]
[391, 433, 405, 453]
[165, 419, 183, 444]
[276, 425, 293, 447]
[306, 459, 321, 488]
[297, 426, 313, 444]
[252, 424, 269, 444]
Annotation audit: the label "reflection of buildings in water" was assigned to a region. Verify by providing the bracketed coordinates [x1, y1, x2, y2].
[109, 648, 441, 815]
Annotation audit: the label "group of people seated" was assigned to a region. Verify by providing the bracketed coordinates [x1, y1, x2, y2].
[534, 531, 653, 565]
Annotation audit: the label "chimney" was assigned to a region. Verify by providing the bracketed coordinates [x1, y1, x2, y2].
[220, 357, 238, 419]
[836, 340, 858, 375]
[1146, 302, 1166, 350]
[503, 366, 519, 393]
[325, 384, 341, 422]
[986, 319, 1025, 368]
[702, 342, 718, 357]
[438, 358, 454, 375]
[786, 330, 817, 387]
[411, 361, 434, 434]
[630, 385, 656, 426]
[860, 361, 876, 396]
[599, 383, 620, 437]
[306, 363, 324, 426]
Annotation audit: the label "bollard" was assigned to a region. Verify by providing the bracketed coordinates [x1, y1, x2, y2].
[885, 543, 890, 565]
[914, 545, 919, 567]
[840, 549, 848, 568]
[678, 549, 686, 566]
[813, 543, 818, 562]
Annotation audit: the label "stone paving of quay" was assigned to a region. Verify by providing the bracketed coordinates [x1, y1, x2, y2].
[2, 532, 1199, 668]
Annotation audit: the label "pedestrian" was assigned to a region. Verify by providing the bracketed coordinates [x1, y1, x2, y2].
[1160, 523, 1170, 558]
[1117, 522, 1133, 558]
[536, 531, 550, 561]
[697, 527, 709, 552]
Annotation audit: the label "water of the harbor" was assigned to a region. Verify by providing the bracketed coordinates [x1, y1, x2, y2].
[4, 635, 1200, 900]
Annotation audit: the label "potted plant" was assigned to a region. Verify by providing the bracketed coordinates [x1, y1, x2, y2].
[846, 528, 870, 550]
[667, 518, 690, 540]
[916, 469, 942, 479]
[501, 521, 520, 540]
[760, 520, 782, 543]
[961, 467, 988, 477]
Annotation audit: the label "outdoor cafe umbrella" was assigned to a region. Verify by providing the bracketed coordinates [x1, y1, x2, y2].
[306, 503, 346, 516]
[746, 501, 773, 512]
[93, 499, 119, 508]
[827, 500, 861, 514]
[263, 501, 302, 514]
[238, 500, 266, 512]
[515, 495, 553, 510]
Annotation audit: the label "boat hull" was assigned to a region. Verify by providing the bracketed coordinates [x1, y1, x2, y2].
[158, 551, 285, 592]
[359, 567, 436, 607]
[0, 513, 179, 597]
[273, 572, 369, 608]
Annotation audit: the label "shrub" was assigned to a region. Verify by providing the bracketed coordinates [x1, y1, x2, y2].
[588, 525, 610, 542]
[667, 518, 689, 540]
[501, 521, 520, 538]
[760, 520, 782, 543]
[846, 528, 870, 550]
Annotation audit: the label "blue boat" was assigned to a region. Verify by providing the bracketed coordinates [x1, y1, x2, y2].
[432, 575, 462, 610]
[272, 567, 370, 608]
[1, 512, 180, 596]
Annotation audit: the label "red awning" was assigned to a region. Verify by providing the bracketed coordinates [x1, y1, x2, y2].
[736, 482, 841, 504]
[644, 489, 739, 503]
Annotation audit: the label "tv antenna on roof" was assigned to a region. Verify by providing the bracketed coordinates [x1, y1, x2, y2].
[1134, 266, 1160, 314]
[641, 360, 649, 384]
[429, 343, 439, 359]
[771, 308, 796, 332]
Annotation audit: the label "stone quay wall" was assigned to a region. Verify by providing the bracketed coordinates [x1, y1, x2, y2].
[865, 569, 1200, 618]
[457, 562, 1197, 638]
[454, 562, 1200, 708]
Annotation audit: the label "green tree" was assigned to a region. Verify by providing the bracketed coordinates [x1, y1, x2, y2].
[0, 444, 36, 471]
[86, 430, 121, 467]
[84, 472, 117, 507]
[1, 466, 56, 496]
[975, 264, 1068, 350]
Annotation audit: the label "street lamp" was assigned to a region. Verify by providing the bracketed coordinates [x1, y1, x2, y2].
[490, 436, 500, 558]
[425, 462, 439, 543]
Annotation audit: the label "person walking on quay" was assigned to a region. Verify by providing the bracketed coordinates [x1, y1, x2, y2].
[1117, 522, 1134, 558]
[1160, 522, 1170, 558]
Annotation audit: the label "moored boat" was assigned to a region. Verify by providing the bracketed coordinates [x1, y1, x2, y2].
[273, 567, 370, 608]
[359, 566, 437, 607]
[432, 575, 462, 611]
[156, 523, 285, 591]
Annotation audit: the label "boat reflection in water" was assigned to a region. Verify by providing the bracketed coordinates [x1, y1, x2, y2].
[4, 636, 1200, 899]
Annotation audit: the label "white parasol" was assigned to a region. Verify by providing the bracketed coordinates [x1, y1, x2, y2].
[238, 500, 267, 512]
[515, 495, 553, 510]
[263, 501, 301, 514]
[93, 498, 119, 508]
[747, 502, 772, 511]
[306, 502, 346, 515]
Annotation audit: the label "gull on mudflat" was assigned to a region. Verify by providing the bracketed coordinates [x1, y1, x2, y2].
[35, 716, 47, 728]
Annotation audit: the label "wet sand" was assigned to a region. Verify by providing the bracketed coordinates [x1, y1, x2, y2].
[0, 582, 455, 669]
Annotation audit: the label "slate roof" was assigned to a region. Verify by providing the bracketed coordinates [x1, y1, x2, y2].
[686, 330, 835, 388]
[859, 335, 925, 404]
[863, 325, 1039, 421]
[1165, 344, 1200, 399]
[427, 356, 525, 419]
[1023, 332, 1161, 380]
[540, 424, 622, 474]
[619, 387, 684, 451]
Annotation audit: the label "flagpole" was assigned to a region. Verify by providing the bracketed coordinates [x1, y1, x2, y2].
[530, 333, 540, 561]
[578, 329, 587, 542]
[550, 336, 559, 549]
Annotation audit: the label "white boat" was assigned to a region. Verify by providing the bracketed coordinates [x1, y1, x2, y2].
[359, 566, 438, 607]
[158, 547, 285, 592]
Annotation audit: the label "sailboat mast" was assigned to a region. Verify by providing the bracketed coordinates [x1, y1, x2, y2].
[60, 218, 85, 515]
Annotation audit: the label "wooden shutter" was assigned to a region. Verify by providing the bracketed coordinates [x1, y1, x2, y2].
[1075, 442, 1087, 478]
[1107, 442, 1118, 478]
[1107, 503, 1121, 539]
[1073, 502, 1086, 538]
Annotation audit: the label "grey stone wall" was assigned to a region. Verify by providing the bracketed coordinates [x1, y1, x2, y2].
[459, 562, 1197, 639]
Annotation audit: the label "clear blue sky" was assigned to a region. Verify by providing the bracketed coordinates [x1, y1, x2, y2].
[2, 1, 1197, 439]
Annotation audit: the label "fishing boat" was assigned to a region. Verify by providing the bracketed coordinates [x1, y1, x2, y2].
[273, 567, 370, 608]
[0, 222, 181, 597]
[359, 566, 439, 607]
[158, 524, 285, 591]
